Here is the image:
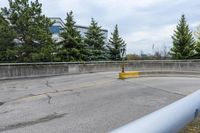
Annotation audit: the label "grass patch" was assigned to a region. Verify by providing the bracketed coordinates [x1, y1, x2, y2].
[180, 117, 200, 133]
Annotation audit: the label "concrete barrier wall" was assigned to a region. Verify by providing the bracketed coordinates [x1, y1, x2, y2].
[125, 60, 200, 71]
[0, 60, 200, 79]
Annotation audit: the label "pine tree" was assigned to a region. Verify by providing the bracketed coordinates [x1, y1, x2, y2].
[1, 0, 55, 62]
[84, 18, 107, 61]
[170, 14, 195, 59]
[194, 26, 200, 58]
[0, 13, 16, 62]
[107, 24, 126, 60]
[58, 11, 86, 61]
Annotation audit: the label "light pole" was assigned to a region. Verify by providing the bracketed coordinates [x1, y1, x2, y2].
[121, 47, 126, 73]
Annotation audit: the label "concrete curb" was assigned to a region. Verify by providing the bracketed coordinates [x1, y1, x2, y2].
[140, 71, 200, 77]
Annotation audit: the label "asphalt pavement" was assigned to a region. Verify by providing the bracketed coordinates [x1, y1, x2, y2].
[0, 72, 200, 133]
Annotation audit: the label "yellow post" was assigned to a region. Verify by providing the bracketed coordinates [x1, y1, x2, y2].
[119, 56, 139, 79]
[121, 62, 125, 73]
[119, 71, 139, 79]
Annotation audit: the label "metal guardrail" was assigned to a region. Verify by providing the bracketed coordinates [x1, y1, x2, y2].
[110, 90, 200, 133]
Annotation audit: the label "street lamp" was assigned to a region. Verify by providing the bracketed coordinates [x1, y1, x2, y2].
[120, 47, 126, 73]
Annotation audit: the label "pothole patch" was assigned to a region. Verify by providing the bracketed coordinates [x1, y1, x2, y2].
[0, 112, 67, 132]
[0, 102, 5, 106]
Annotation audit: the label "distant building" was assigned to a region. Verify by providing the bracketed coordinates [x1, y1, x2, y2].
[49, 17, 108, 43]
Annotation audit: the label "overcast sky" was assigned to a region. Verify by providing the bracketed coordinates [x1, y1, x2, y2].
[1, 0, 200, 54]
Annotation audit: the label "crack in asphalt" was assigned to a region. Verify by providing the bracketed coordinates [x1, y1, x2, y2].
[45, 81, 59, 93]
[45, 81, 51, 88]
[0, 111, 9, 114]
[45, 93, 52, 104]
[2, 78, 113, 105]
[0, 113, 67, 132]
[124, 80, 185, 97]
[0, 109, 14, 115]
[2, 79, 107, 105]
[5, 88, 74, 104]
[146, 85, 185, 97]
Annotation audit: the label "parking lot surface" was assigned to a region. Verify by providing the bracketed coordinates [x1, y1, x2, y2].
[0, 72, 200, 133]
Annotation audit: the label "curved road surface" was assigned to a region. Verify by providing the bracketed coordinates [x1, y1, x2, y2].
[0, 72, 200, 133]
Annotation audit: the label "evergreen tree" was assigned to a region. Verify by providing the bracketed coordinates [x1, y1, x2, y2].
[0, 13, 16, 62]
[1, 0, 55, 62]
[84, 18, 107, 61]
[194, 26, 200, 58]
[58, 11, 86, 61]
[170, 14, 195, 59]
[107, 24, 126, 60]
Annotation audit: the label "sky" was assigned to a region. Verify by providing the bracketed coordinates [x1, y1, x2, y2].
[0, 0, 200, 54]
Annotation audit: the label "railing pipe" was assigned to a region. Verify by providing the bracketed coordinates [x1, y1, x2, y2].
[110, 90, 200, 133]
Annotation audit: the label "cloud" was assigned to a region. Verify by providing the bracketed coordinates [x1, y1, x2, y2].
[0, 0, 8, 6]
[125, 24, 176, 54]
[1, 0, 200, 54]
